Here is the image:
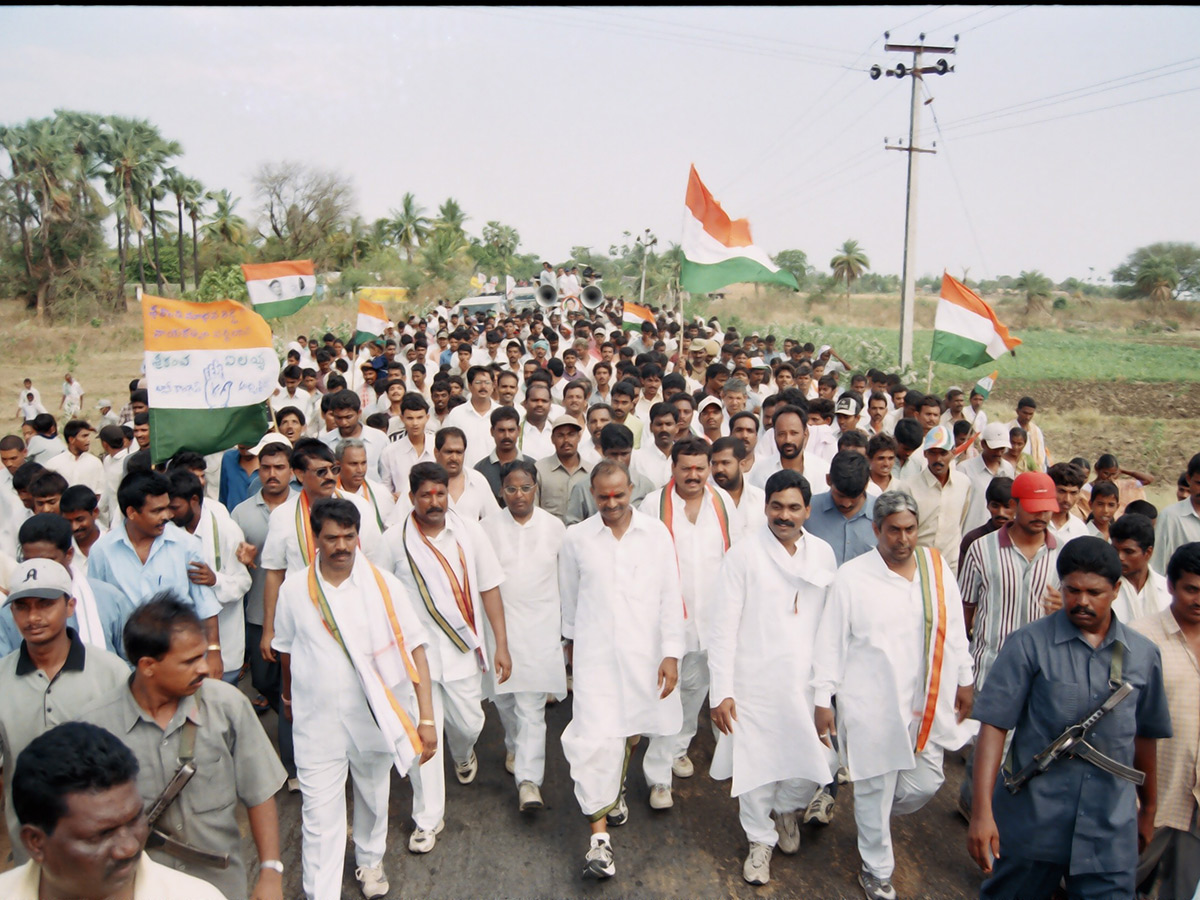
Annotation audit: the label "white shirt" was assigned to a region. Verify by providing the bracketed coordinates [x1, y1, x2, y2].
[379, 432, 436, 497]
[724, 481, 766, 535]
[444, 400, 499, 469]
[385, 513, 504, 683]
[340, 477, 396, 532]
[273, 555, 428, 764]
[261, 491, 390, 575]
[746, 452, 830, 493]
[192, 502, 251, 673]
[44, 448, 106, 496]
[518, 418, 556, 461]
[957, 455, 1016, 535]
[99, 447, 129, 529]
[1113, 570, 1170, 624]
[1049, 514, 1089, 544]
[480, 508, 568, 695]
[631, 443, 673, 490]
[908, 465, 971, 573]
[386, 468, 499, 527]
[319, 425, 388, 483]
[559, 509, 685, 738]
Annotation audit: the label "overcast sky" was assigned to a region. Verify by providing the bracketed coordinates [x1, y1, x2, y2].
[3, 5, 1198, 282]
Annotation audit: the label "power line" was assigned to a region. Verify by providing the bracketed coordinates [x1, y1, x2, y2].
[959, 4, 1029, 34]
[886, 5, 946, 34]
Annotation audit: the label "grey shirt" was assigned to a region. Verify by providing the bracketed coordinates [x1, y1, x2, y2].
[231, 486, 298, 626]
[564, 469, 656, 526]
[972, 609, 1172, 876]
[0, 631, 130, 863]
[81, 679, 286, 900]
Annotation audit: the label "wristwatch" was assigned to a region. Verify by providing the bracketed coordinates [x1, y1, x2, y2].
[260, 859, 284, 874]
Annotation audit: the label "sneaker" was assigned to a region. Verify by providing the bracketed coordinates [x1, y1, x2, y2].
[649, 784, 673, 810]
[518, 781, 543, 812]
[583, 834, 615, 879]
[803, 785, 836, 826]
[286, 777, 300, 794]
[671, 755, 695, 778]
[859, 868, 898, 900]
[605, 792, 629, 827]
[743, 841, 772, 886]
[774, 810, 801, 855]
[505, 752, 516, 775]
[355, 864, 388, 899]
[454, 750, 478, 785]
[408, 820, 444, 854]
[836, 764, 850, 785]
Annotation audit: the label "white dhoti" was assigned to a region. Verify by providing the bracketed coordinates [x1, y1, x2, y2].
[642, 649, 709, 787]
[299, 748, 393, 900]
[409, 673, 485, 830]
[852, 745, 945, 879]
[561, 723, 636, 821]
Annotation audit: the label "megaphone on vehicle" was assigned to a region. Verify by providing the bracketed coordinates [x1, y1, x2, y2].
[536, 284, 559, 309]
[580, 284, 604, 310]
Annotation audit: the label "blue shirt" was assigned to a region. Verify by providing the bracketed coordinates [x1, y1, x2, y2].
[86, 522, 222, 621]
[803, 491, 877, 567]
[972, 609, 1172, 875]
[218, 448, 260, 513]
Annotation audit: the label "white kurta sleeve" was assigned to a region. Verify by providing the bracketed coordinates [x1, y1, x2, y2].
[939, 556, 976, 688]
[558, 529, 581, 641]
[655, 525, 686, 660]
[707, 546, 747, 706]
[810, 575, 851, 708]
[212, 516, 251, 609]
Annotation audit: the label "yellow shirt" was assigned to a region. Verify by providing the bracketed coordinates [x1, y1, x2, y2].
[0, 854, 226, 900]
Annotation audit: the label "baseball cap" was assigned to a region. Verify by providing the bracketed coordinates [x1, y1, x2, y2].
[551, 414, 582, 432]
[981, 422, 1012, 450]
[698, 395, 723, 414]
[749, 357, 770, 370]
[5, 559, 72, 606]
[1011, 471, 1059, 513]
[251, 434, 293, 457]
[922, 424, 954, 452]
[834, 396, 862, 417]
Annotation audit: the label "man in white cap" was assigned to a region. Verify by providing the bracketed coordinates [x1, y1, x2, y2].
[834, 395, 866, 436]
[906, 424, 971, 573]
[697, 395, 725, 444]
[958, 423, 1016, 535]
[0, 558, 130, 864]
[95, 399, 120, 429]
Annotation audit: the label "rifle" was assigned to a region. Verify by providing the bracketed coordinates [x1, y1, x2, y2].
[143, 722, 231, 870]
[1004, 682, 1144, 794]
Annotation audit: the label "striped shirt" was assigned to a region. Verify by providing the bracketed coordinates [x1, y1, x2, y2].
[957, 524, 1059, 689]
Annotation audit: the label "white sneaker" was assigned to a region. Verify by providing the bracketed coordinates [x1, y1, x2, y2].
[518, 780, 543, 812]
[649, 784, 673, 809]
[605, 792, 629, 827]
[774, 810, 801, 855]
[803, 785, 836, 825]
[505, 752, 516, 775]
[408, 820, 444, 854]
[671, 755, 695, 778]
[355, 864, 388, 899]
[286, 776, 300, 793]
[743, 841, 772, 885]
[859, 867, 898, 900]
[454, 750, 478, 785]
[583, 834, 615, 879]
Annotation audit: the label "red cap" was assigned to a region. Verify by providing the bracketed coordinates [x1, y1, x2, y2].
[1011, 471, 1059, 513]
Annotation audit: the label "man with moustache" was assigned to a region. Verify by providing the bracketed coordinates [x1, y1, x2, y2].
[748, 404, 829, 491]
[710, 436, 766, 534]
[959, 424, 1016, 534]
[639, 437, 740, 810]
[631, 402, 678, 490]
[812, 491, 975, 900]
[536, 415, 591, 521]
[907, 425, 971, 573]
[82, 595, 286, 900]
[968, 538, 1171, 900]
[709, 470, 839, 885]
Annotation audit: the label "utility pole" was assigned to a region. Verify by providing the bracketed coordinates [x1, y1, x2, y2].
[636, 228, 657, 307]
[870, 34, 956, 369]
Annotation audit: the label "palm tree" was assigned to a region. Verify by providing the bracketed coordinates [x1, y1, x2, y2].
[98, 116, 162, 307]
[182, 179, 205, 288]
[830, 239, 870, 306]
[419, 226, 469, 282]
[1014, 270, 1054, 314]
[435, 197, 468, 235]
[389, 192, 429, 263]
[201, 189, 248, 247]
[165, 170, 198, 292]
[1134, 257, 1179, 303]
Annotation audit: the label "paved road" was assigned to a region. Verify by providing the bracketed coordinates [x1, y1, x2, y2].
[265, 694, 984, 900]
[0, 688, 985, 899]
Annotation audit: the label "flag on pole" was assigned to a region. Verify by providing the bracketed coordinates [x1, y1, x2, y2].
[973, 370, 999, 399]
[142, 295, 278, 464]
[622, 301, 655, 332]
[931, 272, 1022, 369]
[354, 297, 389, 344]
[679, 165, 799, 294]
[505, 275, 515, 300]
[241, 260, 315, 319]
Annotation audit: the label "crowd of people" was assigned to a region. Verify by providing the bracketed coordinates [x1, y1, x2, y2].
[0, 296, 1196, 900]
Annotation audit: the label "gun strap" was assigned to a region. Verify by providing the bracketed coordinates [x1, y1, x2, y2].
[1003, 637, 1126, 781]
[179, 719, 197, 764]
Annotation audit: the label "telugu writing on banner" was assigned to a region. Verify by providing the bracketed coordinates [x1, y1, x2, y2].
[142, 295, 279, 463]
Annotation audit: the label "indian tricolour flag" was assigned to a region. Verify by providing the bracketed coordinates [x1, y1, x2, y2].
[355, 297, 389, 344]
[931, 272, 1022, 369]
[680, 165, 799, 294]
[622, 301, 654, 332]
[241, 260, 315, 319]
[142, 295, 278, 463]
[974, 370, 999, 399]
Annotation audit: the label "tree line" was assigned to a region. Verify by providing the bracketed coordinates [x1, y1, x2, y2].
[1, 111, 1195, 319]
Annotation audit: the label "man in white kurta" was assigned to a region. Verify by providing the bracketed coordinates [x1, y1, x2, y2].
[273, 499, 436, 900]
[335, 439, 396, 532]
[638, 437, 741, 809]
[385, 461, 511, 853]
[480, 459, 567, 812]
[811, 491, 975, 900]
[709, 469, 838, 886]
[559, 460, 684, 880]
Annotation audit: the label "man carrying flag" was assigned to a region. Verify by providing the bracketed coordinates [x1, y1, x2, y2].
[384, 462, 511, 855]
[355, 297, 390, 345]
[273, 497, 437, 900]
[811, 491, 975, 900]
[931, 274, 1021, 370]
[242, 260, 316, 319]
[256, 439, 390, 672]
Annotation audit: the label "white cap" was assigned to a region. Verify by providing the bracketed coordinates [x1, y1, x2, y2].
[250, 434, 293, 456]
[981, 422, 1012, 449]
